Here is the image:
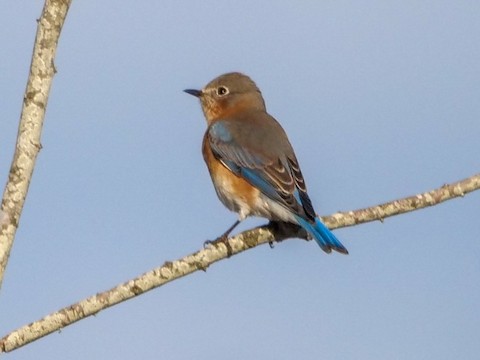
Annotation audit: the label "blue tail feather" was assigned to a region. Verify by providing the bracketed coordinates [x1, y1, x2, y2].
[295, 216, 348, 255]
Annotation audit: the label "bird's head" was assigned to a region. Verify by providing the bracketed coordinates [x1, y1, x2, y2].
[184, 72, 266, 123]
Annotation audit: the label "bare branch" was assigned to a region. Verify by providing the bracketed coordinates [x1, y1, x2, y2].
[326, 173, 480, 229]
[0, 0, 72, 290]
[1, 173, 478, 353]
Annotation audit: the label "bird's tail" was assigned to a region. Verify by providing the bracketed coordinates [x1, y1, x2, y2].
[296, 216, 348, 255]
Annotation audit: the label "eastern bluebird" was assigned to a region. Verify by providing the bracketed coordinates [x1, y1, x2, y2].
[184, 72, 348, 254]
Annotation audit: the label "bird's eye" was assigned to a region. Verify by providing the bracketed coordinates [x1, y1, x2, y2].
[216, 86, 229, 96]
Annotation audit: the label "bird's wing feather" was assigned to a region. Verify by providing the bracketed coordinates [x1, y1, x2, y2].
[208, 119, 315, 220]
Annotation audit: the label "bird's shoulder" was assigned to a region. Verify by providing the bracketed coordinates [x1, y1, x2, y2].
[207, 111, 289, 149]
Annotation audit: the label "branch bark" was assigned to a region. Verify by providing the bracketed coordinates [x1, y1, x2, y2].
[0, 0, 72, 290]
[1, 173, 478, 353]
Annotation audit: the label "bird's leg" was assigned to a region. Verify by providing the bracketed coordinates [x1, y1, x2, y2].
[218, 219, 241, 240]
[204, 220, 241, 247]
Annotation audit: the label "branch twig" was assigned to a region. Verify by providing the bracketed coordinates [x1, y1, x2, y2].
[327, 173, 480, 229]
[1, 173, 478, 353]
[0, 0, 72, 290]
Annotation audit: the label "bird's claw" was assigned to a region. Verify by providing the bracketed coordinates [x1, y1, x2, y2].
[203, 235, 226, 248]
[203, 239, 214, 248]
[203, 235, 233, 257]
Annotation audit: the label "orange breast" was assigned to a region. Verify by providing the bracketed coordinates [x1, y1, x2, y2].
[202, 134, 259, 218]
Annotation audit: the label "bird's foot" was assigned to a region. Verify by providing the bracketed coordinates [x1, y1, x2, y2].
[203, 233, 227, 247]
[203, 239, 215, 248]
[203, 235, 233, 257]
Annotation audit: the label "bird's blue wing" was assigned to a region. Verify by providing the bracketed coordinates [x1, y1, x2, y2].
[208, 120, 312, 219]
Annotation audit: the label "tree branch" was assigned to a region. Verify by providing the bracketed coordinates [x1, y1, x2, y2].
[1, 173, 478, 353]
[0, 0, 72, 290]
[327, 173, 480, 229]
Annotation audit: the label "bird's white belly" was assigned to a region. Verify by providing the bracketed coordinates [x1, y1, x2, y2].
[212, 175, 252, 220]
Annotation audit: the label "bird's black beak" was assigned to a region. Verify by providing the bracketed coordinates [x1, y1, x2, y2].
[183, 89, 202, 97]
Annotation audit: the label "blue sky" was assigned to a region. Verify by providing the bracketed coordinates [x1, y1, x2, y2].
[1, 1, 479, 359]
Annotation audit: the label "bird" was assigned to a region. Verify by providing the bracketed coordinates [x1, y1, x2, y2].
[184, 72, 348, 254]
